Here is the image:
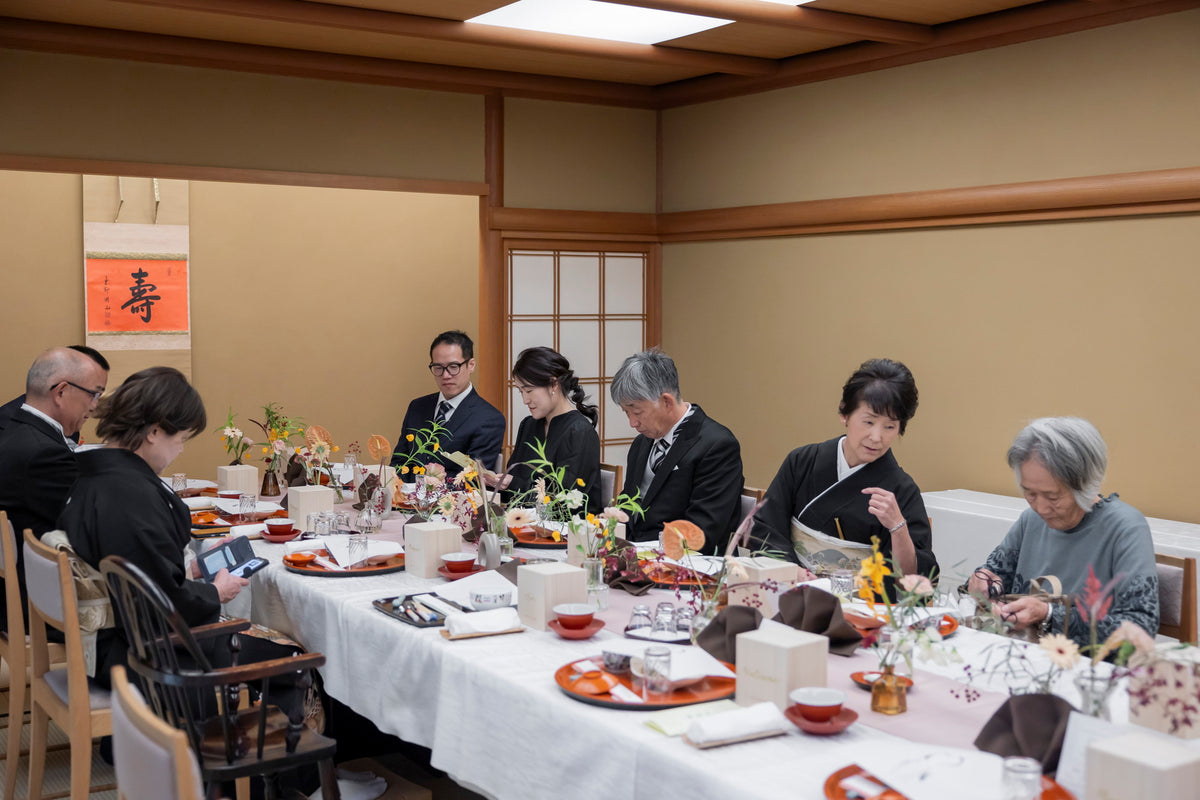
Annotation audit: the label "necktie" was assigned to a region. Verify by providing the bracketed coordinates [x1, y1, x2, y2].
[435, 400, 452, 423]
[650, 437, 670, 473]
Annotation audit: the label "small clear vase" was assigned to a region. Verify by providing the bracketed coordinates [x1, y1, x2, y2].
[1073, 672, 1116, 720]
[871, 663, 908, 715]
[260, 469, 282, 498]
[689, 597, 720, 643]
[583, 556, 608, 610]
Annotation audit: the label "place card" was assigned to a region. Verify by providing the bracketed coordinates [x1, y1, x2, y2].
[288, 485, 335, 525]
[517, 562, 585, 631]
[734, 625, 827, 709]
[217, 464, 259, 495]
[727, 556, 800, 617]
[1086, 730, 1200, 799]
[405, 522, 464, 579]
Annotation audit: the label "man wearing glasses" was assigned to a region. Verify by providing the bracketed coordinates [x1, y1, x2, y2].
[391, 330, 505, 478]
[0, 346, 109, 631]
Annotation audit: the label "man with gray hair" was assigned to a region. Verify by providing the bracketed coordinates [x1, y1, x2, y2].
[611, 349, 743, 553]
[0, 346, 108, 631]
[968, 417, 1158, 645]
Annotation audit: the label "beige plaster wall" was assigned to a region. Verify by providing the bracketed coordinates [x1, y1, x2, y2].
[504, 98, 657, 212]
[0, 171, 481, 479]
[0, 50, 485, 182]
[661, 10, 1200, 211]
[662, 213, 1200, 525]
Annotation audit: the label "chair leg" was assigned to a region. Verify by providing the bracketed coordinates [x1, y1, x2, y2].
[68, 720, 93, 800]
[27, 702, 48, 800]
[4, 674, 26, 800]
[319, 758, 340, 800]
[236, 775, 251, 800]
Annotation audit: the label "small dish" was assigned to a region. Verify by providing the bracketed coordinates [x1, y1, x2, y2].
[548, 618, 605, 640]
[785, 705, 858, 735]
[283, 552, 317, 567]
[437, 564, 485, 581]
[572, 669, 617, 695]
[850, 671, 915, 691]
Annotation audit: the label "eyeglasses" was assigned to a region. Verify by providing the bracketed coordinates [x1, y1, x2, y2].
[429, 360, 468, 377]
[60, 381, 104, 403]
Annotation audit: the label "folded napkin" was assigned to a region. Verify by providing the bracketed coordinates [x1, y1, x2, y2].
[284, 538, 328, 555]
[599, 641, 736, 682]
[686, 701, 789, 746]
[444, 607, 521, 637]
[857, 743, 1008, 800]
[183, 496, 214, 510]
[772, 585, 863, 656]
[974, 693, 1073, 773]
[605, 541, 655, 595]
[214, 499, 284, 516]
[229, 523, 265, 538]
[695, 605, 762, 664]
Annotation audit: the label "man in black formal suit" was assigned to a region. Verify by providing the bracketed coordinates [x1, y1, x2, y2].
[0, 346, 109, 630]
[0, 345, 109, 441]
[391, 330, 505, 477]
[612, 349, 743, 554]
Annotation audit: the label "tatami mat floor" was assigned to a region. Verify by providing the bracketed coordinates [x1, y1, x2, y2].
[0, 710, 117, 800]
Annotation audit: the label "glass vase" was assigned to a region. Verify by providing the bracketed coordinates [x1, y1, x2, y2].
[870, 664, 908, 715]
[260, 469, 281, 498]
[1073, 672, 1116, 720]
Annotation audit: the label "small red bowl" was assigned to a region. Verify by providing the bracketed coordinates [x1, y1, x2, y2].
[217, 490, 241, 500]
[442, 552, 477, 574]
[552, 603, 595, 630]
[283, 551, 316, 566]
[789, 687, 845, 722]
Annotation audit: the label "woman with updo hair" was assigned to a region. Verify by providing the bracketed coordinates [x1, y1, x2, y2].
[487, 346, 601, 515]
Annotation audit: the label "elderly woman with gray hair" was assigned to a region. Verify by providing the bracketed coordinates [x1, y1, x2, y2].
[968, 417, 1158, 644]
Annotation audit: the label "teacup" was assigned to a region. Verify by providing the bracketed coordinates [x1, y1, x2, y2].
[217, 490, 241, 500]
[265, 518, 295, 535]
[789, 687, 844, 722]
[553, 603, 594, 630]
[442, 552, 477, 574]
[470, 589, 512, 611]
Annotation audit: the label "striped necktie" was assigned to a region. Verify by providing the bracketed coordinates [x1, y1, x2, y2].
[650, 437, 670, 473]
[435, 400, 452, 423]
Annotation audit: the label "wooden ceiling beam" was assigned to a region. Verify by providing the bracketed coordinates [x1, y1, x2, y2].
[603, 0, 933, 44]
[111, 0, 778, 76]
[0, 18, 661, 107]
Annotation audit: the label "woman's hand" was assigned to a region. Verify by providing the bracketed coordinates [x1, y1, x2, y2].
[967, 567, 1002, 597]
[212, 568, 249, 603]
[861, 487, 904, 531]
[994, 596, 1051, 630]
[482, 470, 512, 490]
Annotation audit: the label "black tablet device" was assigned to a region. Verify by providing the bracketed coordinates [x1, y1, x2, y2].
[197, 536, 269, 581]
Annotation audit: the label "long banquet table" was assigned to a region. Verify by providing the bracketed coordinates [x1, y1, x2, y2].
[220, 506, 1124, 800]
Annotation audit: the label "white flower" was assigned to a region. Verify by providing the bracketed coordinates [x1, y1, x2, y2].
[561, 489, 585, 510]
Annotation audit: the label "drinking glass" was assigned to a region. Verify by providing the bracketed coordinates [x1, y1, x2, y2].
[651, 604, 676, 636]
[238, 492, 256, 520]
[348, 533, 368, 569]
[1001, 756, 1042, 800]
[171, 473, 187, 492]
[331, 511, 352, 536]
[675, 607, 695, 634]
[830, 569, 855, 597]
[625, 605, 652, 633]
[587, 584, 610, 612]
[643, 646, 672, 699]
[308, 512, 330, 537]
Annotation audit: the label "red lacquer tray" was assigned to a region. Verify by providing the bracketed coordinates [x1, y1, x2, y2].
[283, 549, 405, 577]
[510, 525, 567, 550]
[823, 764, 1074, 800]
[554, 656, 735, 711]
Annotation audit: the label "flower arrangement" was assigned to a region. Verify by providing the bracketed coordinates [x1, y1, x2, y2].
[393, 420, 450, 482]
[252, 402, 305, 475]
[217, 408, 254, 464]
[297, 424, 343, 501]
[570, 493, 644, 559]
[517, 439, 587, 525]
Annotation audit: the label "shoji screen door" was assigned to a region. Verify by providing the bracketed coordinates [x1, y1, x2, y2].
[506, 244, 654, 469]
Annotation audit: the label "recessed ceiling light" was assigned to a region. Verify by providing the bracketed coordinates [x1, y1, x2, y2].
[467, 0, 732, 46]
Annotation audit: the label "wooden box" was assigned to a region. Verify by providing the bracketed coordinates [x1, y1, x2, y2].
[734, 625, 827, 710]
[1086, 731, 1200, 799]
[404, 522, 464, 579]
[1129, 648, 1200, 739]
[517, 562, 586, 631]
[287, 485, 335, 527]
[727, 556, 800, 618]
[217, 464, 258, 496]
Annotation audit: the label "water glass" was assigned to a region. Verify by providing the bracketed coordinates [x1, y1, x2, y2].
[498, 535, 515, 559]
[331, 511, 352, 536]
[171, 473, 187, 492]
[587, 584, 610, 612]
[307, 512, 330, 537]
[651, 604, 676, 635]
[675, 607, 695, 634]
[830, 569, 855, 597]
[1001, 756, 1042, 800]
[238, 492, 256, 519]
[643, 646, 672, 699]
[348, 533, 368, 569]
[625, 605, 653, 633]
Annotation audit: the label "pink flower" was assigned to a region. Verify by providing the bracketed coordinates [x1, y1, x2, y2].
[898, 574, 934, 596]
[600, 507, 629, 524]
[424, 462, 447, 483]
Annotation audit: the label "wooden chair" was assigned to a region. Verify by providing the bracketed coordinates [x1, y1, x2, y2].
[23, 529, 113, 800]
[111, 665, 209, 800]
[599, 462, 624, 507]
[739, 486, 765, 528]
[99, 555, 339, 800]
[1155, 552, 1198, 643]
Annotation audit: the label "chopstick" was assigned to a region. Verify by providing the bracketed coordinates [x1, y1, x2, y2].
[834, 517, 846, 540]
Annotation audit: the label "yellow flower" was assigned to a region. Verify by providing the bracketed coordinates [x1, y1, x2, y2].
[298, 428, 305, 435]
[416, 466, 425, 475]
[1039, 634, 1080, 669]
[406, 434, 415, 442]
[400, 466, 410, 474]
[858, 547, 891, 598]
[261, 447, 269, 454]
[576, 478, 585, 487]
[586, 513, 598, 526]
[551, 530, 562, 542]
[432, 442, 440, 452]
[542, 495, 552, 504]
[333, 446, 339, 452]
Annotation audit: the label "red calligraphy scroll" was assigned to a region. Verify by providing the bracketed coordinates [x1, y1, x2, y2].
[85, 257, 189, 334]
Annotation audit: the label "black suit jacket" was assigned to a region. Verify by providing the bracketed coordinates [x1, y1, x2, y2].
[0, 409, 79, 630]
[622, 405, 744, 553]
[391, 388, 506, 477]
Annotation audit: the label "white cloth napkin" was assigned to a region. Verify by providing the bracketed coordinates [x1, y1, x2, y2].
[444, 607, 521, 637]
[598, 641, 735, 682]
[162, 477, 217, 490]
[214, 499, 284, 516]
[229, 523, 265, 538]
[183, 496, 214, 510]
[686, 702, 789, 745]
[856, 743, 1006, 800]
[285, 538, 329, 555]
[324, 539, 403, 568]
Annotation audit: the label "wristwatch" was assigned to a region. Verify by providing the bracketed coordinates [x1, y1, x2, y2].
[1038, 602, 1054, 636]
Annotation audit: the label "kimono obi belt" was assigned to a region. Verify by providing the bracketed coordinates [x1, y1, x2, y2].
[790, 518, 871, 574]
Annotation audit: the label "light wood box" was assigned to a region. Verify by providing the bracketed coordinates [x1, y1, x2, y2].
[287, 485, 336, 527]
[734, 626, 828, 710]
[217, 464, 258, 495]
[405, 522, 464, 579]
[517, 562, 586, 631]
[1086, 731, 1200, 799]
[727, 556, 800, 618]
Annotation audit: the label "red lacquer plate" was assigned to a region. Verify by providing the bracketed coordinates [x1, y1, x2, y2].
[554, 656, 735, 711]
[510, 525, 567, 550]
[823, 764, 1074, 800]
[785, 706, 858, 735]
[850, 671, 915, 692]
[283, 549, 405, 577]
[437, 563, 485, 581]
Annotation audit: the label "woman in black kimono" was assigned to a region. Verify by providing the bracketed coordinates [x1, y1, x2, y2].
[486, 347, 602, 515]
[749, 358, 937, 579]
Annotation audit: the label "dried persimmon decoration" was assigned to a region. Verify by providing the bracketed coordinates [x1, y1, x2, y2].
[662, 519, 705, 560]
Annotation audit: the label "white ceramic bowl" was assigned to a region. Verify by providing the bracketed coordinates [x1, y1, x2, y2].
[470, 589, 513, 611]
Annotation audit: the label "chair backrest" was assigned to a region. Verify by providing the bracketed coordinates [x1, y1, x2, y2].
[1155, 552, 1198, 643]
[599, 462, 623, 507]
[0, 511, 23, 642]
[739, 486, 765, 526]
[23, 530, 93, 704]
[111, 665, 205, 800]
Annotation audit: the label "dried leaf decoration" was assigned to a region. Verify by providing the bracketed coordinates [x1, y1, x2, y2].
[662, 519, 705, 560]
[367, 434, 392, 463]
[305, 424, 333, 450]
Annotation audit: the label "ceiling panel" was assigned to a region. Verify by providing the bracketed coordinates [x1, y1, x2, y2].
[807, 0, 1044, 26]
[665, 22, 857, 60]
[310, 0, 510, 21]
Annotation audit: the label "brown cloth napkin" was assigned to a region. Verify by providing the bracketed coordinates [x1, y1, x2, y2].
[772, 585, 864, 656]
[605, 541, 654, 596]
[695, 606, 763, 664]
[975, 694, 1073, 774]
